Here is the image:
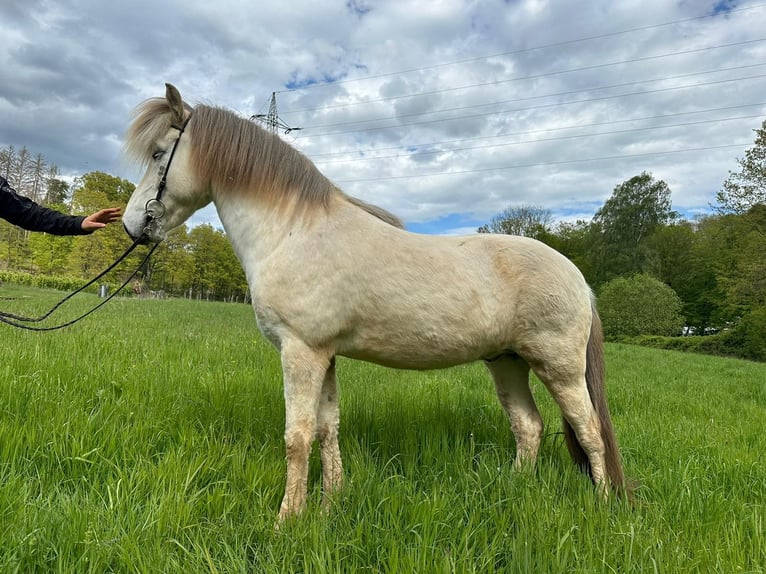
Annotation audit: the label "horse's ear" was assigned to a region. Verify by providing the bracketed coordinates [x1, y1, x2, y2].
[165, 83, 185, 125]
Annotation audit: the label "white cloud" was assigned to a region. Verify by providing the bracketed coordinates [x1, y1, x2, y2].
[1, 0, 764, 233]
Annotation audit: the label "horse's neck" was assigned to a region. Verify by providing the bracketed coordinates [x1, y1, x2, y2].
[215, 195, 277, 258]
[213, 192, 328, 281]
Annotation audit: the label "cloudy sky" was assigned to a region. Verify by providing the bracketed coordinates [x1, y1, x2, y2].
[1, 0, 764, 235]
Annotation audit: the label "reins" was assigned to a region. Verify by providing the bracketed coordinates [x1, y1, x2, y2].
[0, 237, 158, 331]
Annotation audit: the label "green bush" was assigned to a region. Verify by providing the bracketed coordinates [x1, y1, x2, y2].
[724, 308, 766, 362]
[598, 273, 684, 339]
[0, 270, 110, 294]
[626, 310, 766, 362]
[627, 334, 737, 357]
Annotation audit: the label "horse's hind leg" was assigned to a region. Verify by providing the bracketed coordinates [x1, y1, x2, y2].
[278, 339, 333, 521]
[317, 357, 343, 507]
[532, 356, 608, 489]
[485, 355, 544, 468]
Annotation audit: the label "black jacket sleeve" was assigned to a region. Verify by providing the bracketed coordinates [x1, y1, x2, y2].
[0, 176, 90, 236]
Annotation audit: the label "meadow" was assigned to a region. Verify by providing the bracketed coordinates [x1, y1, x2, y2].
[0, 285, 764, 573]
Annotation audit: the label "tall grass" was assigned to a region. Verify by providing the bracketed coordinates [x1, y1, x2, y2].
[0, 285, 764, 573]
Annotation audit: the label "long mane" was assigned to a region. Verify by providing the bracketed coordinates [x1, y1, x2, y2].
[124, 98, 403, 227]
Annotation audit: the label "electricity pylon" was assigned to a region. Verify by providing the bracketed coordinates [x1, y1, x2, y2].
[251, 92, 302, 135]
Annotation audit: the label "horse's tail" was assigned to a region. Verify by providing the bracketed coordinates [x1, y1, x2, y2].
[563, 298, 631, 498]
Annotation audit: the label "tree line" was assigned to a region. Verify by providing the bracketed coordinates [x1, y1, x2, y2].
[0, 149, 247, 302]
[478, 119, 766, 361]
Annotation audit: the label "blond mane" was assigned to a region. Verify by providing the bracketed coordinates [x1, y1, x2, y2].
[124, 98, 403, 227]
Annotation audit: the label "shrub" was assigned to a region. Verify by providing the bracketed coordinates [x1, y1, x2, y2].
[627, 334, 738, 357]
[625, 309, 766, 363]
[725, 308, 766, 362]
[0, 270, 110, 294]
[598, 274, 684, 340]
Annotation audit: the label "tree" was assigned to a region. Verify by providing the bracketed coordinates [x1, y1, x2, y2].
[71, 171, 135, 207]
[148, 225, 196, 296]
[45, 177, 69, 207]
[28, 233, 74, 275]
[0, 219, 32, 272]
[591, 172, 677, 285]
[598, 274, 684, 339]
[12, 146, 32, 196]
[538, 219, 599, 284]
[730, 306, 766, 361]
[0, 145, 14, 180]
[643, 221, 722, 333]
[697, 209, 766, 321]
[188, 224, 247, 300]
[30, 153, 47, 203]
[477, 204, 553, 239]
[67, 171, 137, 278]
[689, 209, 766, 359]
[716, 119, 766, 214]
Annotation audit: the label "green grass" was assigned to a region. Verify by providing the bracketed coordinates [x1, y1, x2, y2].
[0, 285, 764, 573]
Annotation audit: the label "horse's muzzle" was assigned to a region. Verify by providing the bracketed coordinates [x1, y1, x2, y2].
[123, 222, 150, 244]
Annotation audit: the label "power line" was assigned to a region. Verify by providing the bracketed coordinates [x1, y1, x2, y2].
[304, 102, 766, 159]
[332, 143, 753, 184]
[282, 38, 766, 115]
[277, 2, 766, 95]
[298, 59, 766, 130]
[313, 114, 764, 165]
[297, 72, 766, 138]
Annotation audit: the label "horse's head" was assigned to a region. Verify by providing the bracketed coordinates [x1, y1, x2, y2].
[123, 83, 210, 243]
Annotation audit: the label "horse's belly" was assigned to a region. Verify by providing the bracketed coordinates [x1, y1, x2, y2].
[336, 323, 502, 370]
[340, 347, 479, 370]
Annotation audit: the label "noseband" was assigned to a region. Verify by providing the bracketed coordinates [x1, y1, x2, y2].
[143, 112, 193, 236]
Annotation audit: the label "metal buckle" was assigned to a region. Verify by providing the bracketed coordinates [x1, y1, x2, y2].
[145, 198, 166, 220]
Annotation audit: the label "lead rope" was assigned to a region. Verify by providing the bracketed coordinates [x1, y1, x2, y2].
[0, 238, 158, 332]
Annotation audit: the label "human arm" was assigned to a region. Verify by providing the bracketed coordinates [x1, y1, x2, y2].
[0, 176, 121, 235]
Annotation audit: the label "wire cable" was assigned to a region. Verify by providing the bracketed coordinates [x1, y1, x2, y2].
[277, 3, 766, 95]
[333, 143, 752, 183]
[304, 102, 766, 159]
[313, 114, 764, 165]
[297, 73, 766, 138]
[299, 60, 766, 129]
[283, 39, 766, 114]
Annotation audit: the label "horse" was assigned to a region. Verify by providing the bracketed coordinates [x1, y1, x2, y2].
[123, 83, 629, 521]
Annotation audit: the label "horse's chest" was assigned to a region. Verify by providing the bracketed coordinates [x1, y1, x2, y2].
[250, 298, 285, 349]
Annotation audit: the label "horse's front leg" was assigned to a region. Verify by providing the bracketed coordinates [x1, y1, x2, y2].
[317, 357, 343, 508]
[278, 339, 332, 521]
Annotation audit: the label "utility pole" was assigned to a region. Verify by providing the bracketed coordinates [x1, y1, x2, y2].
[251, 92, 302, 135]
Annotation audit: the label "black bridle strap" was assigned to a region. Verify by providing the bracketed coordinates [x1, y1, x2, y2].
[155, 112, 192, 203]
[0, 243, 158, 331]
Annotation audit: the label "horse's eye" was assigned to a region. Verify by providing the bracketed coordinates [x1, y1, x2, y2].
[152, 150, 164, 161]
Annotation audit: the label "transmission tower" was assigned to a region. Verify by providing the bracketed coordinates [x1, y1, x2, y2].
[251, 92, 302, 135]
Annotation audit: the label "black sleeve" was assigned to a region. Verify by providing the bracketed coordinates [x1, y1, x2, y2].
[0, 176, 90, 236]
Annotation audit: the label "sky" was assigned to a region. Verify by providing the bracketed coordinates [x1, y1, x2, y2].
[1, 0, 765, 235]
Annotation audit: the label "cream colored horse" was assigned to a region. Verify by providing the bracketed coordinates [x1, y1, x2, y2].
[123, 84, 629, 521]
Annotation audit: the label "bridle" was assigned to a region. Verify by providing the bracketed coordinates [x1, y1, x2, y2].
[0, 112, 194, 332]
[142, 111, 193, 237]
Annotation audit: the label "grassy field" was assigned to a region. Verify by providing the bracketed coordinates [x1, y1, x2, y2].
[0, 284, 764, 573]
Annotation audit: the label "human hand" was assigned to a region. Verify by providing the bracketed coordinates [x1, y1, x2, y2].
[81, 207, 123, 232]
